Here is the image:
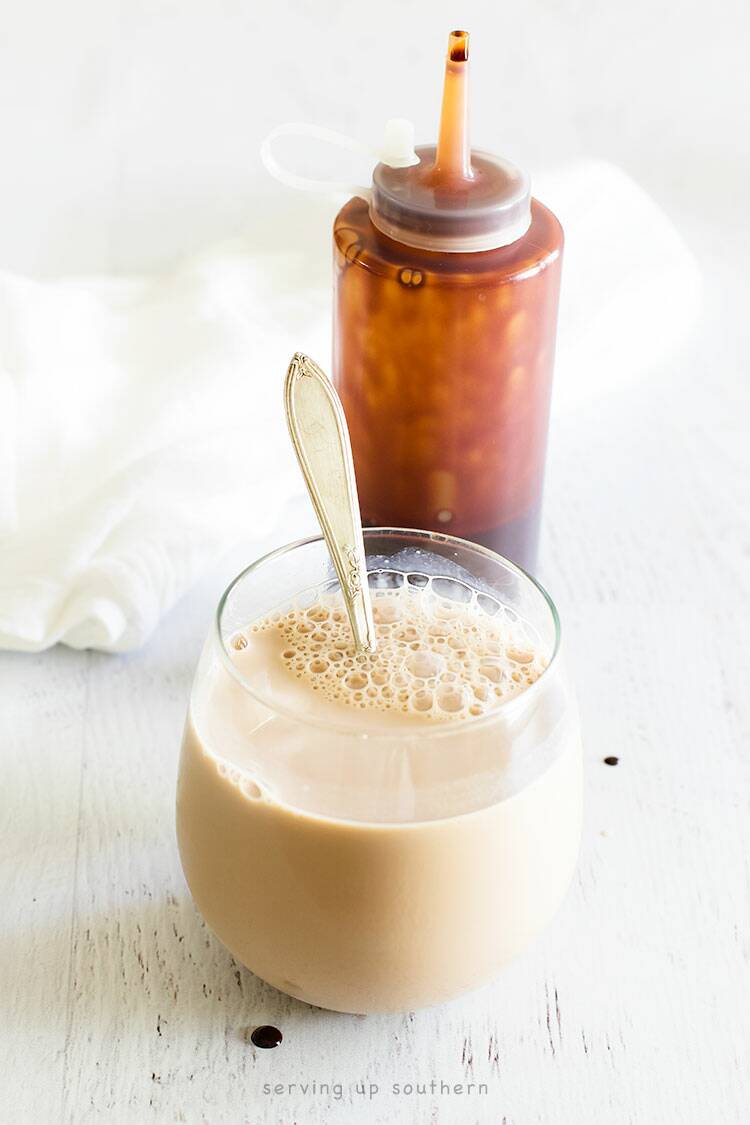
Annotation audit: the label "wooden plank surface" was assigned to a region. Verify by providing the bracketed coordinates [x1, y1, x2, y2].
[1, 254, 748, 1124]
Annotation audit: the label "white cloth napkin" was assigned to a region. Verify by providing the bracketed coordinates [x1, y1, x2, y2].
[0, 160, 701, 652]
[0, 251, 329, 651]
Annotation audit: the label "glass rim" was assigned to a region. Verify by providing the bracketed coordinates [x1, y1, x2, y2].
[214, 527, 562, 739]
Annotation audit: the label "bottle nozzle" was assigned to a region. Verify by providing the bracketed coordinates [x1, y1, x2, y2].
[434, 30, 473, 181]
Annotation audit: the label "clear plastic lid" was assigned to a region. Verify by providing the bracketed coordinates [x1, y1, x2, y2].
[371, 145, 531, 253]
[261, 30, 531, 254]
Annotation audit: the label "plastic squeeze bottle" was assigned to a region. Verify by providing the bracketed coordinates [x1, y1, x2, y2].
[265, 30, 563, 572]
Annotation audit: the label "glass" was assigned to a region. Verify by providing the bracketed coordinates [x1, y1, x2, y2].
[176, 529, 581, 1013]
[333, 197, 563, 572]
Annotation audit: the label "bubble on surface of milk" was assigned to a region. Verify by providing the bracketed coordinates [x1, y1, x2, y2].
[239, 574, 546, 723]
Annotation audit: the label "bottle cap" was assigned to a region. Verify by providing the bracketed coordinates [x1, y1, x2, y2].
[261, 30, 531, 253]
[370, 147, 530, 252]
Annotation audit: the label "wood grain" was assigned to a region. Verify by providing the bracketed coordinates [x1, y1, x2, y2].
[2, 269, 749, 1123]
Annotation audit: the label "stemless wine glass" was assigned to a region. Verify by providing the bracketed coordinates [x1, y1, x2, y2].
[176, 529, 582, 1014]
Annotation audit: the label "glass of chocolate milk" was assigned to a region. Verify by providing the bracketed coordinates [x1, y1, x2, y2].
[177, 529, 581, 1014]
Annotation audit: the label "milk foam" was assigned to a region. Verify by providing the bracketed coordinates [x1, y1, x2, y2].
[236, 576, 546, 723]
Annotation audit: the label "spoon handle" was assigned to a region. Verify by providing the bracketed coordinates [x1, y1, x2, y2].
[284, 352, 377, 654]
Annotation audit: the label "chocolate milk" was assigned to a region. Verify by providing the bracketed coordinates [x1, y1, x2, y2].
[177, 581, 581, 1013]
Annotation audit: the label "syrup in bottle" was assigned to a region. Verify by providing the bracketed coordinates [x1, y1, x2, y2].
[263, 29, 563, 572]
[332, 31, 562, 571]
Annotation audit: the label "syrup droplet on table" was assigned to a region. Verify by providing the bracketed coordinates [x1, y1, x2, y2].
[251, 1025, 283, 1049]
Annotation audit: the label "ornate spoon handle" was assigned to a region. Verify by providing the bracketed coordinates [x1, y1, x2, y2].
[284, 352, 377, 655]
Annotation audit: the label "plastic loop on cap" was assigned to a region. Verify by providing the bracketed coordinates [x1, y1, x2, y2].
[260, 123, 375, 201]
[261, 120, 419, 201]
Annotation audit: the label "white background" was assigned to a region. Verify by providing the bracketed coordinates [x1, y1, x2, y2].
[0, 0, 748, 274]
[1, 3, 749, 1124]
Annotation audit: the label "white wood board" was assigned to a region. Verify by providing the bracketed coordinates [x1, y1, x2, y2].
[1, 242, 748, 1125]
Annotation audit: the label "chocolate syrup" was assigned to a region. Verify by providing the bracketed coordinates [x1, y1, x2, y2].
[250, 1025, 283, 1049]
[333, 31, 563, 573]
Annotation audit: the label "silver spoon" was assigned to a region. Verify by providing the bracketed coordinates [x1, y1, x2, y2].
[284, 352, 377, 655]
